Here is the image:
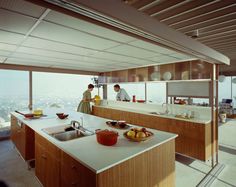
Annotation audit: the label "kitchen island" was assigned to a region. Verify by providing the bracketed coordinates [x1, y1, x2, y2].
[11, 109, 177, 187]
[93, 101, 213, 161]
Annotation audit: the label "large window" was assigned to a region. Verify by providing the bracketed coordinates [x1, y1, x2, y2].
[107, 83, 145, 101]
[33, 72, 100, 111]
[219, 76, 232, 102]
[146, 82, 166, 104]
[0, 70, 29, 128]
[232, 76, 236, 108]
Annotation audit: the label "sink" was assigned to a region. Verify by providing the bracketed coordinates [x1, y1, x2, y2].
[42, 124, 94, 141]
[149, 112, 167, 115]
[52, 130, 85, 141]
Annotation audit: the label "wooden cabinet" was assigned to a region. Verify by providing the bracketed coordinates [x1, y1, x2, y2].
[61, 151, 96, 187]
[92, 106, 212, 161]
[11, 115, 34, 160]
[35, 133, 60, 187]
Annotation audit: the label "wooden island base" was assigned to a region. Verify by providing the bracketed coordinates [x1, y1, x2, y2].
[97, 139, 175, 187]
[11, 113, 176, 187]
[93, 106, 212, 161]
[34, 133, 175, 187]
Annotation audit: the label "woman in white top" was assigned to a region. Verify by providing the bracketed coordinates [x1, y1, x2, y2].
[113, 84, 131, 101]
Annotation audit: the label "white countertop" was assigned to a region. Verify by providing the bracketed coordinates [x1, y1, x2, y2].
[95, 105, 211, 124]
[11, 109, 177, 174]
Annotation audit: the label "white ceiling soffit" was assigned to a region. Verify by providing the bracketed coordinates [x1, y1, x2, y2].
[44, 0, 230, 65]
[0, 0, 194, 73]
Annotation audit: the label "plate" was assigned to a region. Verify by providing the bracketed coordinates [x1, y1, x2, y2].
[163, 72, 172, 80]
[123, 130, 154, 142]
[150, 72, 160, 81]
[106, 121, 131, 129]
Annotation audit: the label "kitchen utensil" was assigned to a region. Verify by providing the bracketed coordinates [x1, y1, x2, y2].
[33, 109, 43, 116]
[15, 110, 34, 118]
[106, 121, 130, 129]
[137, 100, 145, 103]
[96, 129, 118, 146]
[56, 113, 69, 119]
[163, 72, 172, 80]
[123, 129, 153, 142]
[94, 95, 101, 105]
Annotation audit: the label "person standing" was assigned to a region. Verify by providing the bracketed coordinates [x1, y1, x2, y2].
[114, 84, 130, 101]
[77, 84, 95, 114]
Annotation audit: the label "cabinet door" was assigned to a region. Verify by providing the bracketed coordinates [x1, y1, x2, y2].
[45, 152, 60, 187]
[35, 133, 60, 187]
[61, 151, 96, 187]
[35, 142, 46, 186]
[10, 119, 18, 147]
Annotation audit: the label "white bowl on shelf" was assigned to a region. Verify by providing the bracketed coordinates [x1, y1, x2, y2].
[150, 72, 160, 81]
[163, 72, 172, 80]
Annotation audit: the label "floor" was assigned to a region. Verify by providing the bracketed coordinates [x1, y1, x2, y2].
[0, 120, 235, 187]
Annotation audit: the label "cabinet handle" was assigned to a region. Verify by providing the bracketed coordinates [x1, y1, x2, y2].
[71, 182, 77, 186]
[41, 154, 47, 159]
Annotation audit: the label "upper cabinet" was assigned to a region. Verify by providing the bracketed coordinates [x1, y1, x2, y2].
[99, 60, 213, 84]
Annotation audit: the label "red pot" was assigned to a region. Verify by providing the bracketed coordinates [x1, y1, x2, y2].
[96, 129, 118, 146]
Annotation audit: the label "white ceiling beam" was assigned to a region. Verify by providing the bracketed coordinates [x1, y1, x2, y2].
[183, 19, 236, 34]
[138, 0, 161, 11]
[160, 0, 218, 22]
[198, 30, 236, 40]
[150, 0, 190, 17]
[169, 4, 236, 27]
[175, 12, 236, 31]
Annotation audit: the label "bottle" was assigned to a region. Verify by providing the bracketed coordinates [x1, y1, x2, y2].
[132, 95, 136, 102]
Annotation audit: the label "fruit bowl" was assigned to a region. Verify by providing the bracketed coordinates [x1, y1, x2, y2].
[123, 128, 154, 142]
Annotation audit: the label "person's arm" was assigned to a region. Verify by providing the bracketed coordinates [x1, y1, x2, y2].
[123, 89, 130, 101]
[116, 91, 121, 101]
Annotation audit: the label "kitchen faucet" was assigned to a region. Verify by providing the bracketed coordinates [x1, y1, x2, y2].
[162, 103, 169, 114]
[70, 120, 81, 129]
[70, 119, 93, 134]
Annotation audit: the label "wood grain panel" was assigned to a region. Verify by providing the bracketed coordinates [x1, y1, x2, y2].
[97, 139, 175, 187]
[35, 133, 60, 187]
[10, 115, 35, 160]
[61, 151, 96, 187]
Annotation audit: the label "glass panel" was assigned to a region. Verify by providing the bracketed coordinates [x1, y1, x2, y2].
[107, 83, 145, 101]
[32, 72, 100, 111]
[232, 76, 236, 109]
[219, 76, 232, 102]
[146, 82, 166, 104]
[0, 70, 29, 129]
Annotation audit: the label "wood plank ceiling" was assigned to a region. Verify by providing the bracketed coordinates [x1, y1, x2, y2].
[124, 0, 236, 73]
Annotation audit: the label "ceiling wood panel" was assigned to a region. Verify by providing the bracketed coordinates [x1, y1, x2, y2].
[126, 0, 236, 69]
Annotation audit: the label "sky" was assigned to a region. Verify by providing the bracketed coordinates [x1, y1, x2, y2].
[0, 70, 97, 98]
